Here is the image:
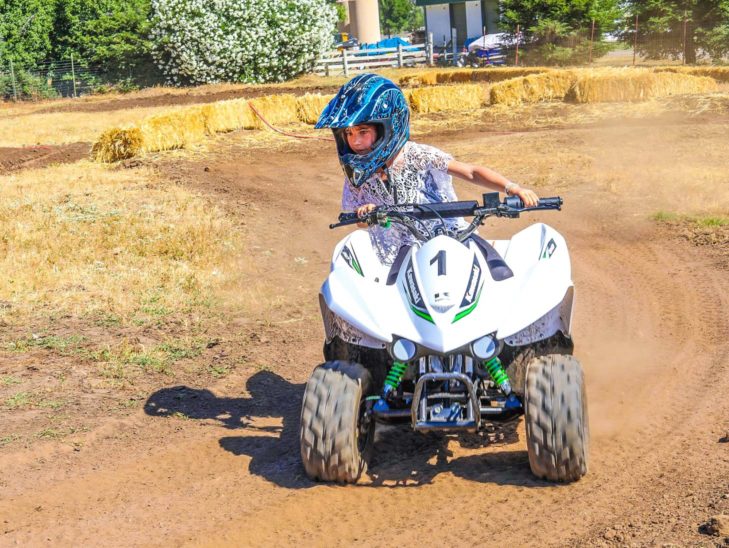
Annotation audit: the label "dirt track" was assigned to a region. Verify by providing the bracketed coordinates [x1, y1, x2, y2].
[1, 117, 728, 546]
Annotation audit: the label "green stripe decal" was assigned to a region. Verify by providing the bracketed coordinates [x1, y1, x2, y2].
[452, 287, 482, 323]
[352, 259, 363, 276]
[410, 305, 435, 324]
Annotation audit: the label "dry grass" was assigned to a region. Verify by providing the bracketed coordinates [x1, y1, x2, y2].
[0, 105, 193, 147]
[408, 84, 487, 114]
[0, 161, 241, 326]
[568, 69, 718, 103]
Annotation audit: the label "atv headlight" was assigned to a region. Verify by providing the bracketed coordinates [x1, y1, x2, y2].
[470, 335, 498, 360]
[390, 338, 417, 362]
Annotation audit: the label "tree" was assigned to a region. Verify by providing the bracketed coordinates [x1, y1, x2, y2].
[52, 0, 154, 76]
[620, 0, 729, 63]
[499, 0, 621, 65]
[150, 0, 338, 85]
[0, 0, 57, 67]
[379, 0, 422, 36]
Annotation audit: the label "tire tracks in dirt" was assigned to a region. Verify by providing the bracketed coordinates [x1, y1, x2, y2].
[1, 122, 728, 546]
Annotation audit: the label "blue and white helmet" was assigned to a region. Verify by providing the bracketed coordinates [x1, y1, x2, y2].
[316, 73, 410, 187]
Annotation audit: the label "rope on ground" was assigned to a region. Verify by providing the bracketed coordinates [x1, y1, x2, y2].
[247, 102, 335, 142]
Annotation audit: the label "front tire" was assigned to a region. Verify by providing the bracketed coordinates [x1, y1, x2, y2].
[299, 361, 374, 483]
[524, 355, 589, 482]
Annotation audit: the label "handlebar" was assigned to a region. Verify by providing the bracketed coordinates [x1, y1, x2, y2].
[330, 192, 562, 233]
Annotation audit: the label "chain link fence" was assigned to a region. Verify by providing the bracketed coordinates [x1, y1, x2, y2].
[0, 56, 166, 101]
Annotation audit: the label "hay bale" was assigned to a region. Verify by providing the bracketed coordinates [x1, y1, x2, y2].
[296, 93, 335, 125]
[201, 98, 256, 134]
[567, 69, 718, 103]
[91, 127, 144, 162]
[139, 107, 208, 152]
[408, 83, 486, 114]
[654, 66, 729, 84]
[399, 72, 438, 87]
[471, 67, 549, 83]
[437, 70, 474, 84]
[489, 70, 575, 106]
[248, 94, 298, 129]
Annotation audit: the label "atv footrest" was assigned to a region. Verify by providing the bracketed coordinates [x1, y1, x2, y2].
[412, 372, 480, 432]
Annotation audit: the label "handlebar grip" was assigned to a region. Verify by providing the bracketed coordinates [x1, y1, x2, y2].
[538, 197, 563, 208]
[504, 196, 562, 210]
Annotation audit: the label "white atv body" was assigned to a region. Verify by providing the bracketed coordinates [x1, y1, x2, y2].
[320, 223, 574, 353]
[300, 196, 588, 484]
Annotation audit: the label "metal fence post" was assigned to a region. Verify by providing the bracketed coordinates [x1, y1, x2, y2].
[342, 49, 349, 77]
[71, 54, 78, 97]
[397, 43, 403, 68]
[9, 59, 19, 101]
[426, 32, 434, 66]
[451, 27, 457, 65]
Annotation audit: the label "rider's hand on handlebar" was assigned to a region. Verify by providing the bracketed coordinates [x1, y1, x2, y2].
[356, 203, 376, 227]
[512, 187, 540, 208]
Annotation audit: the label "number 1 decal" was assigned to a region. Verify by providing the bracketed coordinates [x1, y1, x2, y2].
[430, 250, 446, 276]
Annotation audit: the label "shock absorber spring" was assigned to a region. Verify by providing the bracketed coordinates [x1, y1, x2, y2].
[383, 361, 408, 394]
[483, 357, 512, 395]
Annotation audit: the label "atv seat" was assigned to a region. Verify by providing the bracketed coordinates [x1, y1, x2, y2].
[386, 245, 411, 285]
[468, 235, 514, 281]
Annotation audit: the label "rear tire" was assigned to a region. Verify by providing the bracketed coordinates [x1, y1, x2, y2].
[299, 361, 374, 483]
[524, 354, 589, 482]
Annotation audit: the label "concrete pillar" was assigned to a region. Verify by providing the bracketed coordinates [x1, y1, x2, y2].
[348, 0, 381, 44]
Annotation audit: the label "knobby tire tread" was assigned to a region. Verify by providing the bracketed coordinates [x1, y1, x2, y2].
[525, 354, 589, 482]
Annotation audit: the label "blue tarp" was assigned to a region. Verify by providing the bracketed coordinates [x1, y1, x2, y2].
[357, 37, 419, 54]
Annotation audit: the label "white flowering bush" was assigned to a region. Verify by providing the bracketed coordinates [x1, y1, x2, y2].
[150, 0, 337, 84]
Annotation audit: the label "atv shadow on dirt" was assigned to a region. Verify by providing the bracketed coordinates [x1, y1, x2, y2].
[144, 370, 310, 489]
[366, 420, 545, 487]
[145, 371, 542, 488]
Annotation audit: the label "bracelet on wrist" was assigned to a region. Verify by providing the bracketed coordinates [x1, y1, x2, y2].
[504, 182, 520, 196]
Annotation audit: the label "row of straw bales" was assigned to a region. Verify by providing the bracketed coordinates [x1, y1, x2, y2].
[400, 67, 548, 87]
[93, 67, 720, 162]
[652, 66, 729, 84]
[489, 67, 718, 106]
[567, 69, 717, 103]
[93, 85, 490, 162]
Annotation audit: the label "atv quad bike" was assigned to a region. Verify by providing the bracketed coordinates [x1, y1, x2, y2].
[299, 193, 588, 484]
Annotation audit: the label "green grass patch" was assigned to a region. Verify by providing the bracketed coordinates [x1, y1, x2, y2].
[0, 375, 22, 387]
[208, 363, 231, 378]
[6, 334, 86, 354]
[92, 338, 209, 380]
[651, 211, 680, 222]
[35, 427, 77, 440]
[4, 391, 31, 409]
[0, 434, 20, 447]
[652, 211, 729, 226]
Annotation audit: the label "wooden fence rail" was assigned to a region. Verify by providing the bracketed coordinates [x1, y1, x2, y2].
[313, 43, 432, 77]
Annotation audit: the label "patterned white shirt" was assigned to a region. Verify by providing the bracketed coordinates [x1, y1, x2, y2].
[342, 141, 468, 265]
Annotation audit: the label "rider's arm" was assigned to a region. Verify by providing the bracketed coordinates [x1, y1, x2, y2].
[447, 160, 539, 207]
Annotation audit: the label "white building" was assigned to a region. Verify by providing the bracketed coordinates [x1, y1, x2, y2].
[416, 0, 500, 49]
